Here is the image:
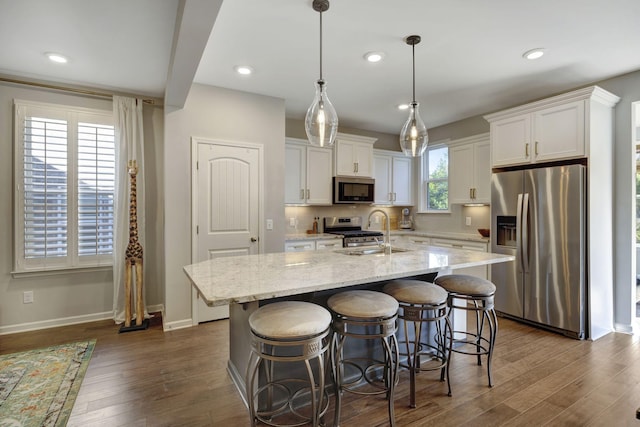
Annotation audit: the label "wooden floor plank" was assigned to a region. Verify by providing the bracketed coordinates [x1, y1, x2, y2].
[1, 314, 639, 426]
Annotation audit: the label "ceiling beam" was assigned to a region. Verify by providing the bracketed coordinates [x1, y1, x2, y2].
[164, 0, 223, 109]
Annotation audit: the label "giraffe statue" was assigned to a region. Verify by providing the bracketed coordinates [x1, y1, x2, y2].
[124, 159, 144, 328]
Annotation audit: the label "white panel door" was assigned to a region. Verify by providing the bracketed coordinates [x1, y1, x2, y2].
[195, 142, 261, 322]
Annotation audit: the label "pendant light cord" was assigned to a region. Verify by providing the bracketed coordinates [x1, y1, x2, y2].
[412, 42, 416, 104]
[319, 10, 323, 81]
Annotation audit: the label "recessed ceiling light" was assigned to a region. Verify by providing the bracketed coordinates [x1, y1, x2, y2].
[364, 52, 385, 63]
[523, 48, 545, 60]
[234, 65, 253, 75]
[397, 104, 409, 110]
[46, 52, 68, 64]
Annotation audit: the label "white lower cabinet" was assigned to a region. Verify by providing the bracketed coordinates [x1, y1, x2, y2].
[315, 239, 343, 251]
[284, 238, 343, 252]
[405, 236, 431, 246]
[430, 238, 488, 279]
[284, 240, 316, 252]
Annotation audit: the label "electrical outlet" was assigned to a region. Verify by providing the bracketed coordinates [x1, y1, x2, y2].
[289, 217, 296, 227]
[23, 291, 34, 304]
[266, 219, 273, 230]
[465, 216, 472, 226]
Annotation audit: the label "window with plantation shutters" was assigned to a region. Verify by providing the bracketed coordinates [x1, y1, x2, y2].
[14, 100, 115, 273]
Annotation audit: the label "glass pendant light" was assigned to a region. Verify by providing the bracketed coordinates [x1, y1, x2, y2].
[399, 35, 429, 157]
[305, 0, 338, 148]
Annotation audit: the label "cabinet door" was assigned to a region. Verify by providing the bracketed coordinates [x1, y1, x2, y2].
[335, 140, 357, 176]
[449, 144, 475, 204]
[353, 142, 373, 177]
[491, 114, 531, 167]
[284, 144, 306, 204]
[315, 239, 343, 250]
[473, 140, 491, 203]
[284, 240, 315, 252]
[407, 236, 431, 246]
[430, 238, 488, 279]
[392, 156, 413, 205]
[533, 100, 585, 162]
[373, 154, 392, 204]
[306, 147, 333, 205]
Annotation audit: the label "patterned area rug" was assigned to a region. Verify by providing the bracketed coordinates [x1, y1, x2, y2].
[0, 340, 95, 427]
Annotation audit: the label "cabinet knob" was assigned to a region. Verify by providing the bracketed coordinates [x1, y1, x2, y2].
[306, 189, 310, 199]
[535, 141, 539, 156]
[250, 237, 258, 242]
[525, 142, 529, 157]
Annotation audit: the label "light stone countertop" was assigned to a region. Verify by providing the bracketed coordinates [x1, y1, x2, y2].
[284, 230, 489, 243]
[184, 243, 513, 307]
[390, 230, 490, 243]
[285, 233, 343, 241]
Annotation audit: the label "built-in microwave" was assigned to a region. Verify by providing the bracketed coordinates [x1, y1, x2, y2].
[333, 176, 375, 204]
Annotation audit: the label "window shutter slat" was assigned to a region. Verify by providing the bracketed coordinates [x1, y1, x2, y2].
[77, 122, 115, 257]
[23, 117, 69, 259]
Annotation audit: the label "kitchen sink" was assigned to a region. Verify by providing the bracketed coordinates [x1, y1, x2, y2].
[335, 246, 411, 256]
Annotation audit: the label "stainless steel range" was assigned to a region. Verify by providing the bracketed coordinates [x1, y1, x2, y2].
[323, 216, 384, 247]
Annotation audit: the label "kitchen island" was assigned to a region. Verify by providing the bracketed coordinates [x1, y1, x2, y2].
[183, 243, 513, 402]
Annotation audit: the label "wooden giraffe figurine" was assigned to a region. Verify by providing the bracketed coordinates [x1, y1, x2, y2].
[124, 160, 144, 328]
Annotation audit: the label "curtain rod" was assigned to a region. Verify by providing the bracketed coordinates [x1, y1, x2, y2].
[0, 75, 160, 105]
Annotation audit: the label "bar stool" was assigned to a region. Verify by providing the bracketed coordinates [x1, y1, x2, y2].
[383, 279, 453, 407]
[434, 274, 498, 387]
[245, 301, 332, 427]
[328, 290, 399, 427]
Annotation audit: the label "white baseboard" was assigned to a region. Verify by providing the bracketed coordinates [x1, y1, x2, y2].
[0, 311, 113, 335]
[147, 304, 164, 315]
[0, 303, 167, 336]
[614, 322, 634, 335]
[163, 318, 193, 331]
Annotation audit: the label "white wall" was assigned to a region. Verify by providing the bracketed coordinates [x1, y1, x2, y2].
[597, 71, 640, 333]
[0, 82, 164, 333]
[163, 84, 285, 330]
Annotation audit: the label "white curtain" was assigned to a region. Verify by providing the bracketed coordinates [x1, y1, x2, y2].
[112, 96, 147, 323]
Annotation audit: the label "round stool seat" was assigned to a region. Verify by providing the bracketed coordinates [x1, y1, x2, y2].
[383, 280, 448, 305]
[328, 290, 398, 318]
[435, 274, 496, 296]
[249, 301, 331, 339]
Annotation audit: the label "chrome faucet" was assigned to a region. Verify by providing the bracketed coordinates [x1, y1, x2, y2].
[368, 209, 391, 253]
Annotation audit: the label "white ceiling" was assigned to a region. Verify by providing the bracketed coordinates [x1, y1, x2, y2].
[2, 0, 640, 135]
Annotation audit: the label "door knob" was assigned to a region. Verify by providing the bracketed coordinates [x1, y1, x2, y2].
[250, 237, 258, 242]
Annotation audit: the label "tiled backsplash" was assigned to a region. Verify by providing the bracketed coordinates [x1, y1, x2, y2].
[284, 204, 490, 236]
[285, 205, 403, 234]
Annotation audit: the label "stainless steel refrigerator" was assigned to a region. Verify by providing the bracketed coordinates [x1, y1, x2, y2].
[490, 163, 585, 339]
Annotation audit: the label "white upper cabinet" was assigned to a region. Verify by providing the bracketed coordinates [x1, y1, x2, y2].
[533, 101, 585, 162]
[334, 133, 376, 177]
[373, 150, 414, 206]
[449, 134, 490, 204]
[488, 114, 531, 166]
[285, 138, 332, 205]
[485, 86, 618, 168]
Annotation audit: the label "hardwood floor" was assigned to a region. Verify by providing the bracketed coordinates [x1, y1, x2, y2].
[1, 314, 639, 426]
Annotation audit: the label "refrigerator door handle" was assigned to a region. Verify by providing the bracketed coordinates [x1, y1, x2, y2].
[516, 193, 524, 272]
[522, 193, 530, 273]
